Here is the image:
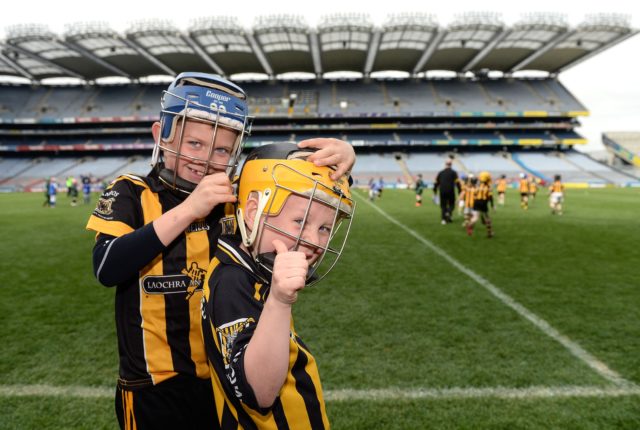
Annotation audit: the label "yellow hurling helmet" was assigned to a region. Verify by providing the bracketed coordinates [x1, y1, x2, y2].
[479, 171, 492, 183]
[236, 142, 355, 285]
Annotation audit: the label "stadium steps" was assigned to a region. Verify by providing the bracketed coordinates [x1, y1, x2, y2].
[35, 88, 55, 117]
[452, 156, 469, 175]
[101, 157, 141, 182]
[541, 81, 564, 108]
[393, 152, 414, 186]
[331, 82, 337, 107]
[0, 159, 39, 186]
[83, 87, 102, 115]
[427, 82, 445, 107]
[556, 152, 613, 183]
[524, 81, 552, 106]
[129, 86, 151, 113]
[22, 158, 87, 191]
[477, 82, 498, 106]
[510, 153, 550, 182]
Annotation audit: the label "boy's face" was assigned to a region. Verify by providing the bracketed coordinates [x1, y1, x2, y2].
[258, 194, 337, 265]
[160, 119, 238, 183]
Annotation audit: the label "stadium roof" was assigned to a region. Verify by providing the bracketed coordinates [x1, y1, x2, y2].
[0, 12, 636, 83]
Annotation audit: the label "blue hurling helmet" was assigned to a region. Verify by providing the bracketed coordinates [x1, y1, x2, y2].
[151, 72, 252, 194]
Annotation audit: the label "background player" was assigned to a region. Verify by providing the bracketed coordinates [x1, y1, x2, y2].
[48, 177, 58, 208]
[201, 143, 354, 428]
[459, 174, 476, 227]
[528, 174, 538, 203]
[467, 171, 494, 238]
[518, 172, 529, 210]
[549, 174, 565, 215]
[415, 173, 425, 207]
[496, 174, 507, 206]
[86, 72, 355, 429]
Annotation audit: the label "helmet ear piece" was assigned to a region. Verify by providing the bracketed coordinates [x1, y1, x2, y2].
[237, 189, 272, 248]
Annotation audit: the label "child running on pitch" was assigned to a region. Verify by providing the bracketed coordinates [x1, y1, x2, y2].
[467, 171, 494, 238]
[496, 174, 507, 206]
[459, 174, 476, 227]
[549, 174, 564, 215]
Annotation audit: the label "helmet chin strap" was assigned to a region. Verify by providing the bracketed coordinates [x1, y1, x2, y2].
[237, 188, 272, 247]
[158, 168, 197, 195]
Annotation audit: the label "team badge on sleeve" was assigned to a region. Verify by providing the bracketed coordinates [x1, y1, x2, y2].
[95, 197, 115, 216]
[216, 318, 255, 366]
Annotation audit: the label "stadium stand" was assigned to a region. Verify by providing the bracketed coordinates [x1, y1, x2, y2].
[351, 153, 404, 184]
[0, 13, 636, 190]
[602, 132, 640, 169]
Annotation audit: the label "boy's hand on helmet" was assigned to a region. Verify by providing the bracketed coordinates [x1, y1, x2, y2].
[184, 172, 236, 219]
[298, 138, 355, 180]
[270, 239, 307, 305]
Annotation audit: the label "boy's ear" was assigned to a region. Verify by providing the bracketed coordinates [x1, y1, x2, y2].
[151, 122, 162, 143]
[244, 193, 259, 230]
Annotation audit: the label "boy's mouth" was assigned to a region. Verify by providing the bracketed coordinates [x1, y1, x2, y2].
[187, 165, 207, 177]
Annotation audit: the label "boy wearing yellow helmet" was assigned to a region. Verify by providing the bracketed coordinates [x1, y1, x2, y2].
[201, 143, 355, 429]
[467, 171, 495, 238]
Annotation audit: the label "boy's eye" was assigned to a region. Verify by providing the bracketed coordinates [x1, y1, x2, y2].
[319, 225, 332, 234]
[188, 140, 203, 148]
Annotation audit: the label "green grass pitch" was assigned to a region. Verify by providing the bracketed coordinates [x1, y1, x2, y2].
[1, 188, 639, 429]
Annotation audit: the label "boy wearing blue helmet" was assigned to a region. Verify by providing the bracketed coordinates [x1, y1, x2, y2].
[86, 73, 355, 429]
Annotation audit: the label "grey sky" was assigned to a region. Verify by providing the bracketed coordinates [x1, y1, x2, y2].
[1, 0, 638, 153]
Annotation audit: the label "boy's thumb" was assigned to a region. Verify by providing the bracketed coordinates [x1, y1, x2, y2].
[272, 239, 289, 255]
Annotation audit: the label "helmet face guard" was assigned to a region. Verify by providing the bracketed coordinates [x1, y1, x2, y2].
[151, 72, 253, 194]
[237, 154, 355, 286]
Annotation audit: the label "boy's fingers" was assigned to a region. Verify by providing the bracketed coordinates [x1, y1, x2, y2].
[272, 239, 289, 255]
[297, 139, 326, 149]
[312, 152, 340, 166]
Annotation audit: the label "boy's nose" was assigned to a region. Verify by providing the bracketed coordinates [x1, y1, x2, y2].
[300, 226, 323, 251]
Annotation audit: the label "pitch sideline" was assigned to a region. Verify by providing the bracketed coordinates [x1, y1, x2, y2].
[355, 192, 637, 389]
[1, 383, 639, 401]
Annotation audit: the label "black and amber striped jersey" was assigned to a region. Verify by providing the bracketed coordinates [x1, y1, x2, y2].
[550, 180, 564, 193]
[473, 182, 493, 211]
[529, 180, 538, 193]
[519, 179, 529, 193]
[496, 178, 507, 193]
[202, 235, 329, 430]
[461, 183, 476, 208]
[86, 172, 233, 387]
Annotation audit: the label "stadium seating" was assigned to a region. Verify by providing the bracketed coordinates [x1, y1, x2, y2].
[0, 79, 628, 190]
[0, 79, 587, 121]
[351, 153, 404, 184]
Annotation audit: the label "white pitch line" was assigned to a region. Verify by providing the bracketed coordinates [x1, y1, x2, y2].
[356, 193, 638, 389]
[0, 384, 112, 398]
[325, 385, 640, 401]
[1, 384, 639, 401]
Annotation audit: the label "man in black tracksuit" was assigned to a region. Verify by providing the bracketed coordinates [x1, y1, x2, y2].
[433, 158, 461, 224]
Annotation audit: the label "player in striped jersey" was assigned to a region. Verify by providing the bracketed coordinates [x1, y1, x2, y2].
[496, 174, 507, 206]
[549, 174, 565, 215]
[518, 173, 529, 210]
[87, 73, 355, 430]
[458, 174, 476, 227]
[467, 171, 494, 238]
[202, 143, 354, 429]
[528, 175, 538, 203]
